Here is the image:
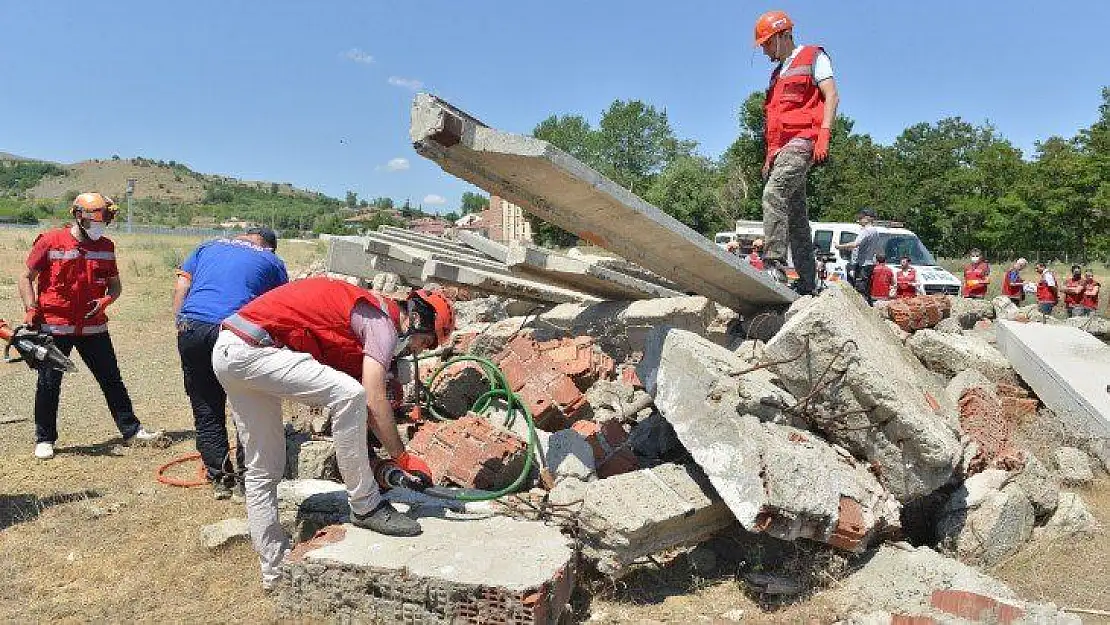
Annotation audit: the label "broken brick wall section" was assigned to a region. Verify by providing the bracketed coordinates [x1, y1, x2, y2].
[407, 415, 528, 491]
[885, 295, 952, 333]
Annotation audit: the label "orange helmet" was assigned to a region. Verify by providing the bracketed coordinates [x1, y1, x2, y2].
[409, 288, 455, 347]
[71, 192, 118, 224]
[754, 10, 793, 46]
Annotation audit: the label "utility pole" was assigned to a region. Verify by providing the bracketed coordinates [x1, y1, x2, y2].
[125, 178, 136, 234]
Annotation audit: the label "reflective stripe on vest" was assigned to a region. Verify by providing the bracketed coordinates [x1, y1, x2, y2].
[42, 322, 107, 335]
[85, 251, 116, 260]
[48, 250, 81, 261]
[221, 314, 276, 347]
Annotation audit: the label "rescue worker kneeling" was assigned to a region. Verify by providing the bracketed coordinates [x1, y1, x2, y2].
[212, 276, 455, 590]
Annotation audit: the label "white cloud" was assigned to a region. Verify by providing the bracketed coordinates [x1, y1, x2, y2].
[385, 157, 409, 172]
[388, 76, 424, 91]
[423, 194, 446, 206]
[342, 48, 374, 65]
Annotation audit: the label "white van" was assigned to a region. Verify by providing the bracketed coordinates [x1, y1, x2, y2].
[721, 220, 962, 295]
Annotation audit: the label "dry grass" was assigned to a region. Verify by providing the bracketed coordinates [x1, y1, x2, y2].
[0, 228, 321, 622]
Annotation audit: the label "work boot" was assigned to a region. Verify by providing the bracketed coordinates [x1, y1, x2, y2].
[350, 500, 422, 537]
[34, 442, 55, 460]
[124, 426, 169, 448]
[212, 475, 235, 501]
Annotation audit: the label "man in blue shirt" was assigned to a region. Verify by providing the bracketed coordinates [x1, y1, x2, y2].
[173, 227, 288, 499]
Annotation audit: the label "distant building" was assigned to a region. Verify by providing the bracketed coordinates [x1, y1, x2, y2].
[455, 195, 533, 243]
[218, 217, 257, 229]
[408, 216, 449, 236]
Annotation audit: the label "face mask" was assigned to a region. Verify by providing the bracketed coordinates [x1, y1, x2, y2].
[84, 222, 105, 241]
[970, 256, 980, 263]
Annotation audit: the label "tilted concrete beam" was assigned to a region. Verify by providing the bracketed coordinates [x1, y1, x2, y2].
[410, 93, 795, 314]
[422, 260, 601, 305]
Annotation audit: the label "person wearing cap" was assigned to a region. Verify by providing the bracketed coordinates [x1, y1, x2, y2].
[836, 208, 879, 301]
[962, 249, 990, 299]
[17, 192, 164, 460]
[1062, 264, 1086, 317]
[173, 227, 288, 499]
[211, 276, 455, 590]
[754, 9, 839, 295]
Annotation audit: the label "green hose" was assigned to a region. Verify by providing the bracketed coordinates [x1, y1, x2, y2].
[417, 355, 540, 502]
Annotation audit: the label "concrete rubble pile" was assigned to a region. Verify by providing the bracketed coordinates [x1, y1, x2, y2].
[258, 95, 1108, 622]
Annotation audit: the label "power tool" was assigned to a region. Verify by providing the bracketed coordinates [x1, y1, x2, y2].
[370, 457, 432, 492]
[0, 321, 76, 372]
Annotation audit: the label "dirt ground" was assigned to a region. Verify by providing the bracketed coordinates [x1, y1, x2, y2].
[0, 228, 1107, 623]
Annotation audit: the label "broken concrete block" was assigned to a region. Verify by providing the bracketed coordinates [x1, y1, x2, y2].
[200, 518, 250, 550]
[428, 362, 489, 419]
[543, 427, 595, 481]
[277, 479, 350, 540]
[407, 415, 529, 491]
[992, 295, 1020, 321]
[284, 428, 339, 481]
[459, 316, 533, 358]
[627, 412, 685, 466]
[1052, 446, 1094, 485]
[1009, 451, 1059, 519]
[949, 296, 996, 327]
[706, 304, 740, 347]
[276, 517, 575, 624]
[1032, 492, 1101, 542]
[944, 368, 993, 408]
[937, 471, 1034, 566]
[537, 296, 714, 362]
[762, 287, 961, 501]
[933, 317, 963, 334]
[883, 319, 910, 343]
[576, 463, 734, 577]
[1065, 314, 1110, 340]
[453, 296, 508, 327]
[907, 329, 1015, 382]
[639, 327, 900, 552]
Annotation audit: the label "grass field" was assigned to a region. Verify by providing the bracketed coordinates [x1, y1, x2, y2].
[0, 228, 1105, 622]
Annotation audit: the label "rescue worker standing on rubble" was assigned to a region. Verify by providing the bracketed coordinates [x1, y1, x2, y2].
[212, 276, 454, 590]
[18, 193, 163, 460]
[1063, 264, 1085, 317]
[869, 254, 894, 303]
[895, 255, 920, 298]
[755, 10, 838, 295]
[1033, 262, 1059, 316]
[173, 227, 288, 500]
[962, 249, 990, 299]
[1002, 258, 1028, 306]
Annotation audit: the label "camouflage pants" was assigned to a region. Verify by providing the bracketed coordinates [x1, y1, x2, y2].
[762, 148, 816, 293]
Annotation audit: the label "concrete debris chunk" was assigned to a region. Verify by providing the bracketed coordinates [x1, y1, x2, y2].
[409, 93, 794, 313]
[943, 368, 993, 408]
[948, 296, 996, 328]
[576, 463, 734, 577]
[200, 518, 250, 550]
[276, 518, 575, 624]
[936, 470, 1034, 566]
[762, 286, 961, 501]
[1032, 492, 1101, 542]
[639, 327, 900, 552]
[1064, 313, 1110, 339]
[276, 479, 351, 540]
[453, 296, 509, 327]
[1051, 446, 1094, 485]
[1009, 450, 1059, 519]
[996, 320, 1110, 459]
[907, 329, 1015, 382]
[284, 426, 339, 481]
[543, 427, 596, 481]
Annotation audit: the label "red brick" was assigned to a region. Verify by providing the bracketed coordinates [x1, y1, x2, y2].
[407, 415, 528, 491]
[828, 496, 867, 551]
[930, 590, 1024, 624]
[619, 365, 643, 389]
[495, 336, 588, 432]
[1000, 396, 1038, 424]
[887, 295, 952, 333]
[570, 419, 638, 478]
[958, 387, 1018, 473]
[995, 382, 1029, 398]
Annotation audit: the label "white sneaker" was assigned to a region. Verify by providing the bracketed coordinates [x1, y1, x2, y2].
[124, 427, 169, 448]
[34, 442, 55, 460]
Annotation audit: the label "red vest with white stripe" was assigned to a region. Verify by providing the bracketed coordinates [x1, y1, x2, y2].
[963, 262, 990, 298]
[1036, 272, 1058, 304]
[235, 277, 402, 380]
[30, 227, 117, 335]
[764, 45, 827, 160]
[1081, 280, 1100, 309]
[1064, 278, 1084, 307]
[895, 267, 918, 298]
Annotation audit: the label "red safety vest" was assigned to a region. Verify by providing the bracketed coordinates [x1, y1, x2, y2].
[870, 263, 894, 299]
[1036, 272, 1059, 304]
[764, 45, 826, 162]
[235, 277, 402, 380]
[26, 227, 118, 336]
[1064, 277, 1085, 307]
[963, 262, 990, 298]
[1001, 269, 1024, 298]
[895, 267, 918, 298]
[1081, 280, 1100, 309]
[748, 252, 764, 270]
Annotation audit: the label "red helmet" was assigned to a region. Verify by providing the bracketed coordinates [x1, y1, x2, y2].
[754, 10, 793, 46]
[409, 288, 455, 347]
[71, 192, 118, 224]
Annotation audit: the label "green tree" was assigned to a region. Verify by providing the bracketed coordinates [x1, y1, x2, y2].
[370, 197, 394, 210]
[644, 156, 728, 235]
[345, 190, 358, 208]
[460, 191, 488, 215]
[533, 115, 597, 163]
[595, 100, 694, 194]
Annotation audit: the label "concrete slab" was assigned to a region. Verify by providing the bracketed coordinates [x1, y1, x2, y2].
[326, 237, 423, 282]
[409, 93, 796, 314]
[369, 229, 497, 267]
[277, 516, 575, 624]
[505, 240, 684, 300]
[996, 320, 1110, 447]
[422, 260, 600, 304]
[456, 229, 511, 263]
[379, 224, 485, 257]
[365, 234, 514, 276]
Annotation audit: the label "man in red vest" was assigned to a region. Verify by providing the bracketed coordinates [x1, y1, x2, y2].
[962, 249, 990, 299]
[212, 276, 455, 590]
[1077, 269, 1101, 316]
[755, 10, 838, 295]
[895, 255, 920, 299]
[1001, 258, 1028, 306]
[1033, 262, 1059, 316]
[869, 254, 895, 303]
[747, 238, 766, 270]
[17, 192, 164, 461]
[1062, 264, 1085, 317]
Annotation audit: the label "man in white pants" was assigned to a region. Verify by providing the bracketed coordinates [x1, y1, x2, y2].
[212, 276, 455, 589]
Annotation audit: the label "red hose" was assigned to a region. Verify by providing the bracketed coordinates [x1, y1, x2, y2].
[156, 452, 209, 487]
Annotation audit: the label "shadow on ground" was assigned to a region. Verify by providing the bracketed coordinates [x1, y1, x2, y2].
[0, 489, 101, 531]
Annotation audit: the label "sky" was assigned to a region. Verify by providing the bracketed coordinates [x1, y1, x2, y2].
[2, 1, 1108, 214]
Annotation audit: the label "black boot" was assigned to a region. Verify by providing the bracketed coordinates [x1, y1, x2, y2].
[351, 500, 422, 537]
